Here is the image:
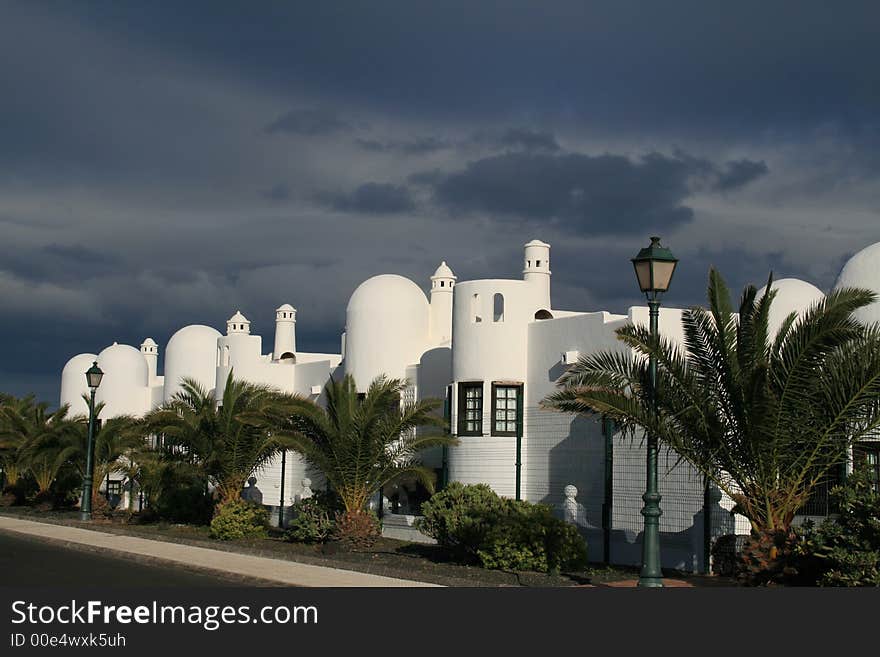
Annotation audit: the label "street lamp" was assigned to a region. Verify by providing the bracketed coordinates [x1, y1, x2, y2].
[631, 236, 678, 588]
[81, 361, 104, 521]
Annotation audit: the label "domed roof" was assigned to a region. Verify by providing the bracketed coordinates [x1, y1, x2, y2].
[347, 274, 429, 314]
[60, 353, 99, 416]
[431, 261, 456, 280]
[834, 242, 880, 325]
[756, 278, 825, 336]
[140, 337, 157, 347]
[345, 274, 430, 391]
[525, 239, 550, 248]
[97, 343, 149, 387]
[62, 352, 99, 377]
[228, 310, 249, 323]
[276, 303, 295, 312]
[164, 324, 221, 402]
[166, 324, 222, 352]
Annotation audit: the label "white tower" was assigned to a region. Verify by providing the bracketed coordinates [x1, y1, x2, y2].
[523, 239, 551, 309]
[140, 337, 158, 382]
[227, 310, 250, 335]
[274, 303, 297, 361]
[430, 261, 456, 345]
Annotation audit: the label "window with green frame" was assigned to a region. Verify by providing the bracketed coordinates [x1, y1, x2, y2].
[491, 383, 522, 436]
[457, 382, 483, 436]
[855, 444, 880, 493]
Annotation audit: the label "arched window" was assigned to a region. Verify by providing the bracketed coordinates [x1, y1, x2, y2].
[223, 345, 230, 367]
[493, 293, 504, 322]
[535, 309, 553, 320]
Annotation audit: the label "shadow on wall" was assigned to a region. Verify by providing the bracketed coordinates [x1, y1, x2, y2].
[547, 361, 567, 384]
[543, 414, 604, 521]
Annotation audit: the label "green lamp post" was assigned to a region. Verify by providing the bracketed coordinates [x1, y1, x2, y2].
[80, 361, 104, 521]
[631, 236, 678, 588]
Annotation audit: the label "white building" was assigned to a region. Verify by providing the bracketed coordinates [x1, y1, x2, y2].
[59, 238, 880, 571]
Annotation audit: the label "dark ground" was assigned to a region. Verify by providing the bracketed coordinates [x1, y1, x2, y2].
[0, 530, 261, 587]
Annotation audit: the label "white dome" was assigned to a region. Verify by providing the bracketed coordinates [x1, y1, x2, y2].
[834, 242, 880, 325]
[163, 324, 221, 402]
[60, 353, 98, 417]
[344, 274, 430, 391]
[431, 261, 456, 280]
[141, 337, 157, 347]
[756, 278, 825, 337]
[96, 343, 150, 418]
[276, 303, 295, 312]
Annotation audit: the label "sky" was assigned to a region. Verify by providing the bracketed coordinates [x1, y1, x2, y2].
[2, 1, 880, 403]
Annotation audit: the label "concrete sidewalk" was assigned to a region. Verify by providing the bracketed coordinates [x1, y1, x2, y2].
[0, 516, 441, 587]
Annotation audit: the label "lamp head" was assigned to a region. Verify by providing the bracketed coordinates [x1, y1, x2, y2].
[85, 361, 104, 390]
[631, 236, 678, 296]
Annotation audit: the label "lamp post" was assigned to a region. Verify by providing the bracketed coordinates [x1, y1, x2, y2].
[80, 361, 104, 521]
[631, 236, 678, 588]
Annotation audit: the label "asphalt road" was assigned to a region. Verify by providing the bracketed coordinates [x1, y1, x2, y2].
[0, 530, 256, 587]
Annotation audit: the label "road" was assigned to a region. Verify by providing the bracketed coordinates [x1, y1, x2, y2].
[0, 530, 256, 587]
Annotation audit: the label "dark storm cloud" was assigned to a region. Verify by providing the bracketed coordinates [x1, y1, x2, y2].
[262, 183, 292, 201]
[321, 183, 416, 214]
[714, 159, 770, 191]
[265, 108, 351, 136]
[477, 128, 561, 153]
[427, 151, 767, 235]
[48, 2, 880, 135]
[1, 243, 123, 284]
[354, 136, 451, 155]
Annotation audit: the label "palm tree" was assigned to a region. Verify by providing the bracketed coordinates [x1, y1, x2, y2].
[62, 405, 142, 507]
[543, 268, 880, 575]
[142, 371, 295, 505]
[273, 374, 456, 527]
[0, 396, 72, 495]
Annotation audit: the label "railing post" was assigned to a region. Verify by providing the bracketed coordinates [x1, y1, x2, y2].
[515, 389, 524, 501]
[602, 416, 614, 564]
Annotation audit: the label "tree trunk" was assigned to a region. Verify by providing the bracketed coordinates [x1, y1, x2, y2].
[737, 526, 800, 585]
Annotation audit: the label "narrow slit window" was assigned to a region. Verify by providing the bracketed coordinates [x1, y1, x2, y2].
[472, 293, 482, 323]
[493, 293, 504, 322]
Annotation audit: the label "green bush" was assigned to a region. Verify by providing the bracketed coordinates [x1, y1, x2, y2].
[209, 499, 269, 540]
[155, 472, 215, 525]
[418, 482, 588, 573]
[795, 468, 880, 586]
[284, 497, 334, 543]
[417, 482, 508, 561]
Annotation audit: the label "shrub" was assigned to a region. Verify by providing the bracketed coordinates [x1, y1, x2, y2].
[795, 468, 880, 586]
[331, 510, 381, 549]
[209, 499, 269, 540]
[711, 534, 748, 577]
[284, 497, 334, 543]
[155, 475, 214, 525]
[417, 482, 508, 561]
[418, 482, 588, 573]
